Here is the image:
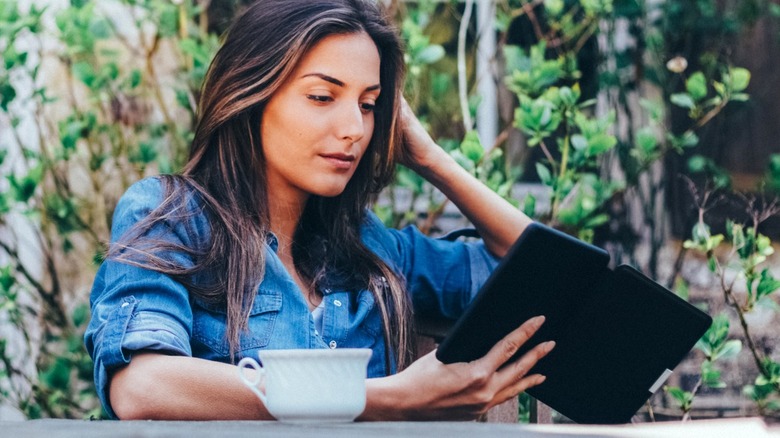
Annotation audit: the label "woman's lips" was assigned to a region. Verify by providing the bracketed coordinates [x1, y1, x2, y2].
[320, 153, 356, 170]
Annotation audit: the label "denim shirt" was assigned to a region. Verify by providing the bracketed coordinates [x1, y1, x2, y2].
[84, 177, 499, 418]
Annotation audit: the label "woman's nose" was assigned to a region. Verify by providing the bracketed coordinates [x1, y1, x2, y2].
[336, 102, 365, 143]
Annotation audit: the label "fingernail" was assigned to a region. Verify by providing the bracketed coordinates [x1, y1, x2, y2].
[544, 341, 556, 352]
[537, 375, 547, 384]
[531, 315, 545, 327]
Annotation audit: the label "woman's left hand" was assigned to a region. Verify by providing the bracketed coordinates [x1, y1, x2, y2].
[396, 97, 444, 173]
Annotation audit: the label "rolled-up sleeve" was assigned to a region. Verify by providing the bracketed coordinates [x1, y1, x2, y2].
[362, 212, 500, 320]
[84, 178, 197, 418]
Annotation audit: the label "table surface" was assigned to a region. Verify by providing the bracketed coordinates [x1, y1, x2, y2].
[1, 418, 778, 438]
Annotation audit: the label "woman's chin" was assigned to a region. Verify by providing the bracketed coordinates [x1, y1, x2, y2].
[310, 184, 349, 198]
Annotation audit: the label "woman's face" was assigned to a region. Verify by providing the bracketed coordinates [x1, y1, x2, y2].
[261, 32, 381, 204]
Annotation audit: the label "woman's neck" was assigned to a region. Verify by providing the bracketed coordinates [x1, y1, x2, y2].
[269, 202, 304, 254]
[268, 190, 322, 309]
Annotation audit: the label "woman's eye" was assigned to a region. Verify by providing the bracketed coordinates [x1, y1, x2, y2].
[306, 94, 332, 103]
[360, 102, 376, 114]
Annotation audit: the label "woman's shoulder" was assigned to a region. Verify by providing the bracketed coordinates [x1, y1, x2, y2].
[116, 176, 201, 214]
[111, 176, 208, 240]
[359, 210, 414, 263]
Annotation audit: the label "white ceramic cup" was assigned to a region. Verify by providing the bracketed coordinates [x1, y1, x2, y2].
[238, 348, 372, 423]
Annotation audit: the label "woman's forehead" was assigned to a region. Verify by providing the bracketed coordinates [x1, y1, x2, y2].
[292, 32, 381, 88]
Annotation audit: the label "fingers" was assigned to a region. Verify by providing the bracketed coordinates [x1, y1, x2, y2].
[479, 315, 546, 371]
[492, 373, 547, 408]
[492, 340, 555, 402]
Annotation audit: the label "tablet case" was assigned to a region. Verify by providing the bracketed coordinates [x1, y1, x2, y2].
[435, 222, 712, 424]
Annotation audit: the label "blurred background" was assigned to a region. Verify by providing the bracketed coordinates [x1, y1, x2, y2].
[1, 0, 779, 422]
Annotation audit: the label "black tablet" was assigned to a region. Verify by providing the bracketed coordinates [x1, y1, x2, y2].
[435, 222, 712, 424]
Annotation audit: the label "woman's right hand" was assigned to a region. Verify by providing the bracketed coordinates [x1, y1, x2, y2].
[362, 315, 555, 421]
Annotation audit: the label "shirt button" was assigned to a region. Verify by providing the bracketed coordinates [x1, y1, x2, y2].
[333, 299, 342, 307]
[121, 302, 129, 308]
[329, 340, 337, 349]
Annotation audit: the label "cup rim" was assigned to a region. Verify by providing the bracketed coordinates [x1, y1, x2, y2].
[256, 348, 372, 360]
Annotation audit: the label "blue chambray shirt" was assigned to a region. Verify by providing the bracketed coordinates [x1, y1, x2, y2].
[84, 177, 500, 418]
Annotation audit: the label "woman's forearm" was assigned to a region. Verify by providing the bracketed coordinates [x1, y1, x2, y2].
[399, 100, 532, 257]
[110, 353, 411, 421]
[109, 353, 273, 420]
[110, 315, 551, 421]
[414, 147, 532, 257]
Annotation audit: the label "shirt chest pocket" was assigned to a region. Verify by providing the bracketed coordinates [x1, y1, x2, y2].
[192, 292, 283, 356]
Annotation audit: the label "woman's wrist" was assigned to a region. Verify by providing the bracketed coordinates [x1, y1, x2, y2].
[360, 375, 412, 421]
[407, 145, 457, 184]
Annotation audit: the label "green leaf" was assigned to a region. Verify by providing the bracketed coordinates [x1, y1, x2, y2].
[674, 277, 690, 301]
[535, 162, 552, 185]
[695, 313, 729, 357]
[9, 165, 43, 203]
[665, 386, 693, 409]
[127, 68, 142, 89]
[570, 134, 588, 151]
[713, 81, 726, 97]
[522, 194, 536, 218]
[635, 127, 658, 155]
[583, 213, 609, 228]
[713, 339, 742, 361]
[40, 357, 73, 391]
[175, 88, 191, 110]
[687, 155, 708, 172]
[459, 130, 484, 163]
[544, 0, 564, 16]
[416, 45, 445, 65]
[88, 18, 111, 39]
[701, 361, 725, 388]
[686, 72, 708, 100]
[157, 4, 178, 38]
[0, 266, 15, 293]
[729, 67, 751, 92]
[0, 81, 16, 111]
[71, 61, 96, 88]
[71, 303, 89, 328]
[558, 86, 577, 106]
[757, 269, 780, 300]
[670, 93, 695, 109]
[586, 134, 617, 155]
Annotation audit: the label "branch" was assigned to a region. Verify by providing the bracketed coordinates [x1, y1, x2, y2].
[0, 240, 49, 302]
[457, 0, 475, 131]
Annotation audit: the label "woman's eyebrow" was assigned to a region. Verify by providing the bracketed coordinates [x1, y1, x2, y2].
[301, 72, 381, 91]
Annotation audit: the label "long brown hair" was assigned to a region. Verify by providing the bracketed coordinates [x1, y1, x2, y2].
[110, 0, 414, 371]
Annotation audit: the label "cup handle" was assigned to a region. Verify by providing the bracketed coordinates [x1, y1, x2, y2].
[237, 357, 267, 406]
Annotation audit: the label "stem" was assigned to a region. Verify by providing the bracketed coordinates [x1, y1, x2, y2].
[538, 139, 557, 173]
[645, 400, 655, 422]
[681, 375, 703, 422]
[726, 286, 774, 384]
[551, 122, 571, 218]
[0, 241, 50, 302]
[421, 199, 449, 236]
[573, 19, 599, 53]
[713, 253, 779, 390]
[199, 0, 211, 37]
[457, 0, 474, 131]
[665, 243, 688, 290]
[512, 0, 546, 43]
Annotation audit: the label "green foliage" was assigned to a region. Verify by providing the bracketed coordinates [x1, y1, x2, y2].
[508, 76, 620, 235]
[0, 0, 219, 418]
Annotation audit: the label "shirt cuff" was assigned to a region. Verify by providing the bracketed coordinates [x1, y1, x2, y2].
[92, 296, 191, 419]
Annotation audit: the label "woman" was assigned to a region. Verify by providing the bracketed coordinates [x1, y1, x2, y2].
[85, 0, 554, 420]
